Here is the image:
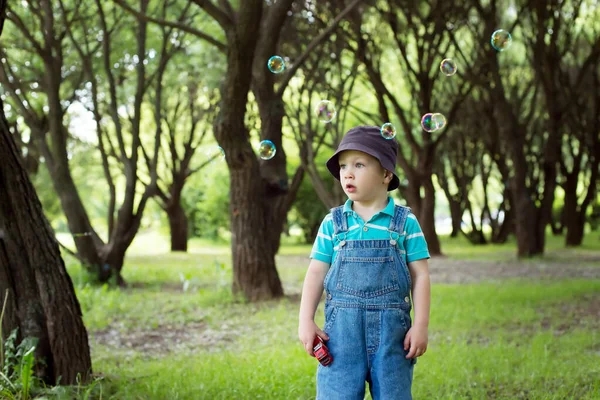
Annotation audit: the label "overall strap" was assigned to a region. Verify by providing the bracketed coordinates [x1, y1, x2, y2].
[331, 205, 348, 236]
[388, 205, 411, 235]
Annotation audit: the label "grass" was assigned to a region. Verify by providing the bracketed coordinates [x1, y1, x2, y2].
[57, 231, 600, 399]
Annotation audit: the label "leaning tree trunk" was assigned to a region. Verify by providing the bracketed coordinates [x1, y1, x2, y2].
[0, 98, 92, 384]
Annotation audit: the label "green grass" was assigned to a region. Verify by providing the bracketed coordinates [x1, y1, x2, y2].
[57, 232, 600, 399]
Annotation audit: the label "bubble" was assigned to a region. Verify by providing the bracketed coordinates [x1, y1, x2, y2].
[267, 56, 285, 74]
[315, 100, 336, 123]
[420, 113, 446, 132]
[491, 29, 512, 51]
[380, 123, 397, 139]
[440, 59, 458, 76]
[258, 140, 276, 160]
[431, 113, 447, 130]
[420, 113, 435, 132]
[206, 145, 225, 162]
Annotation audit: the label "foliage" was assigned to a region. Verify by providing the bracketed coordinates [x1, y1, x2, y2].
[0, 328, 40, 399]
[184, 162, 230, 240]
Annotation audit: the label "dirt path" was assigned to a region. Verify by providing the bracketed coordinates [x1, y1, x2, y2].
[427, 256, 600, 284]
[281, 252, 600, 284]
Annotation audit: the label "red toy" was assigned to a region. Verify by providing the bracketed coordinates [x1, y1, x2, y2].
[313, 336, 333, 366]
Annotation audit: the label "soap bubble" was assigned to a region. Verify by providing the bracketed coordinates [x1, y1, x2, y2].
[315, 100, 336, 123]
[380, 123, 397, 139]
[491, 29, 512, 51]
[431, 113, 447, 130]
[267, 56, 285, 74]
[258, 140, 276, 160]
[421, 113, 435, 132]
[440, 59, 458, 76]
[421, 113, 447, 132]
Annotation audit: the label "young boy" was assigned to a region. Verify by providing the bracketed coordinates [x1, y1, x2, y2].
[298, 125, 431, 400]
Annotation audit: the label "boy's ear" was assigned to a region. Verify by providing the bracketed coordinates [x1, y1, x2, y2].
[383, 170, 393, 182]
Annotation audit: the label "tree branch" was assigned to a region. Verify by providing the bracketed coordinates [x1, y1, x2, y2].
[276, 0, 363, 96]
[190, 0, 233, 29]
[113, 0, 227, 52]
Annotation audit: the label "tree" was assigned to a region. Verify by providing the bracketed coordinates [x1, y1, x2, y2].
[470, 0, 600, 255]
[525, 0, 600, 247]
[0, 0, 92, 385]
[116, 0, 362, 300]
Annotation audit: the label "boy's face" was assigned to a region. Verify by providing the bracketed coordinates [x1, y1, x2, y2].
[338, 150, 392, 203]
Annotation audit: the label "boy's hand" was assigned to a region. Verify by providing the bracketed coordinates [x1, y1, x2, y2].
[298, 320, 329, 356]
[404, 324, 428, 359]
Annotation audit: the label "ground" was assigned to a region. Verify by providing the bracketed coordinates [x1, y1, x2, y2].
[90, 251, 600, 355]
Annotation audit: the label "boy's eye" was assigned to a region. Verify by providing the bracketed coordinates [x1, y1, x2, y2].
[356, 163, 364, 168]
[339, 164, 346, 169]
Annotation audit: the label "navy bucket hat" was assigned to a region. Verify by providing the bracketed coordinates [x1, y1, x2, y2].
[326, 125, 400, 191]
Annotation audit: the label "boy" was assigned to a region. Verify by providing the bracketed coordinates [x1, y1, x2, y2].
[298, 125, 431, 400]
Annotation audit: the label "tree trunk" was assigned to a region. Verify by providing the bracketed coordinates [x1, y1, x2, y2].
[166, 202, 188, 252]
[0, 99, 92, 385]
[491, 206, 513, 244]
[448, 198, 463, 238]
[212, 0, 284, 301]
[44, 157, 103, 268]
[511, 185, 544, 256]
[229, 165, 284, 301]
[565, 214, 585, 246]
[256, 95, 289, 258]
[421, 174, 442, 256]
[563, 164, 598, 246]
[404, 177, 422, 219]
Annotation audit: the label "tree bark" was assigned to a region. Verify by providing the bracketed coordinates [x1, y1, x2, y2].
[564, 215, 585, 246]
[210, 0, 285, 301]
[0, 97, 91, 384]
[562, 159, 599, 246]
[421, 174, 442, 255]
[166, 202, 188, 252]
[228, 166, 284, 301]
[448, 197, 463, 238]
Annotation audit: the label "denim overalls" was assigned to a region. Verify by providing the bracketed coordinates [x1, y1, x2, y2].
[316, 205, 415, 400]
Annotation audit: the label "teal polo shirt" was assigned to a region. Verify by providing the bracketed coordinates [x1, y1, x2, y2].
[310, 197, 430, 265]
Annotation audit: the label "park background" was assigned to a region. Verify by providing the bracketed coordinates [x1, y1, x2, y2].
[0, 0, 599, 399]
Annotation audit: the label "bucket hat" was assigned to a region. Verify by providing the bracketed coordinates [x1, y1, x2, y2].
[326, 125, 400, 191]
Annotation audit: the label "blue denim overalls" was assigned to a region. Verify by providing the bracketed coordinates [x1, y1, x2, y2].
[316, 205, 415, 400]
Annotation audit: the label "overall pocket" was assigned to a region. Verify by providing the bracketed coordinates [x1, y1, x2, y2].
[336, 249, 400, 298]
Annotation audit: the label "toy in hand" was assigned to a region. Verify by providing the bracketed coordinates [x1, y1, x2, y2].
[313, 336, 333, 366]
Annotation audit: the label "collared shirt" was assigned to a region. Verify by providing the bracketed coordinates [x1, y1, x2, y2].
[310, 197, 430, 265]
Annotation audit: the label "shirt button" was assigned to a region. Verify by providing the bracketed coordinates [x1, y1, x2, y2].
[363, 227, 368, 232]
[405, 296, 410, 302]
[327, 293, 332, 300]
